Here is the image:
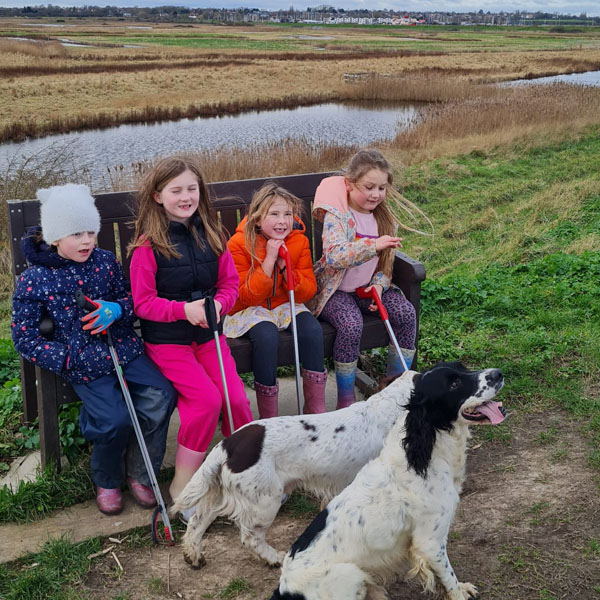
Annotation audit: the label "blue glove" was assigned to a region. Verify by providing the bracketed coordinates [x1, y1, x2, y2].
[81, 299, 123, 335]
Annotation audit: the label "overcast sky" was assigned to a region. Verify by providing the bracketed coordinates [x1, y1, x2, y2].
[1, 1, 598, 17]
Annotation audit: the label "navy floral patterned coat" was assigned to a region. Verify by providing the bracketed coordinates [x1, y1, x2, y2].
[12, 228, 144, 385]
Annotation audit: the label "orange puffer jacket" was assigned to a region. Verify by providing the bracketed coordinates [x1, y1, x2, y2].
[227, 216, 317, 314]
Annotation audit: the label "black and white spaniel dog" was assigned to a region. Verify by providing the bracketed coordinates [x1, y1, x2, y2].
[272, 361, 506, 600]
[173, 372, 416, 568]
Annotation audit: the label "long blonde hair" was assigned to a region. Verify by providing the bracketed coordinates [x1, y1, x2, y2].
[244, 182, 303, 278]
[128, 155, 225, 259]
[344, 148, 431, 277]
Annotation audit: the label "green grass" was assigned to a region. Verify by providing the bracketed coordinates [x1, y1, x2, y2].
[280, 492, 321, 519]
[0, 535, 101, 600]
[65, 23, 600, 53]
[219, 578, 251, 599]
[0, 462, 94, 523]
[400, 129, 600, 468]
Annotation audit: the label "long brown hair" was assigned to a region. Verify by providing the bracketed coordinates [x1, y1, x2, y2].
[244, 182, 303, 278]
[344, 148, 431, 277]
[127, 155, 225, 259]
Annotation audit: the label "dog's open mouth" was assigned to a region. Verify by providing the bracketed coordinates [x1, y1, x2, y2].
[462, 401, 506, 425]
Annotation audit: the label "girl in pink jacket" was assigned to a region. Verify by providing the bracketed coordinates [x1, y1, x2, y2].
[128, 156, 253, 518]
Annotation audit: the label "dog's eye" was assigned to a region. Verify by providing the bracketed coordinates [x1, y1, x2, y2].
[450, 379, 461, 389]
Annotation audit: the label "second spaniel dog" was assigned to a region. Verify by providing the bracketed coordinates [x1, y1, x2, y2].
[272, 361, 506, 600]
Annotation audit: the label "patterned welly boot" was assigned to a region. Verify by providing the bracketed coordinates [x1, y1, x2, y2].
[301, 368, 327, 414]
[334, 359, 358, 410]
[386, 344, 416, 378]
[255, 380, 279, 419]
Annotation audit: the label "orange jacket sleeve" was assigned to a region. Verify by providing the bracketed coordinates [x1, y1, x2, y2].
[228, 231, 273, 309]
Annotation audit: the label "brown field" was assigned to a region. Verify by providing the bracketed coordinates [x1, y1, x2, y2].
[1, 19, 600, 142]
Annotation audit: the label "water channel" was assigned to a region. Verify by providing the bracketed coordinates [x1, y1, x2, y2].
[0, 102, 419, 187]
[2, 70, 598, 188]
[502, 69, 600, 87]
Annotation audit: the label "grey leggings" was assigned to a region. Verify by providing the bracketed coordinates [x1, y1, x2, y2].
[319, 289, 416, 363]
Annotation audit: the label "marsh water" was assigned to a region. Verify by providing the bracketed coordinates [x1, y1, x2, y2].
[0, 102, 419, 186]
[502, 69, 600, 87]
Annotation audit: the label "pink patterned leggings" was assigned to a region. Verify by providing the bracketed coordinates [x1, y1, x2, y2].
[319, 289, 416, 363]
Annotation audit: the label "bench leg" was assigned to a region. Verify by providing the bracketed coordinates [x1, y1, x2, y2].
[36, 367, 61, 471]
[20, 359, 38, 424]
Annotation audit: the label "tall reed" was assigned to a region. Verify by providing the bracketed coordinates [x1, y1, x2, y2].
[0, 37, 67, 58]
[394, 82, 600, 159]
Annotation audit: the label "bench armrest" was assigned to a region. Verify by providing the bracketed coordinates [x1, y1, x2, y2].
[391, 251, 426, 321]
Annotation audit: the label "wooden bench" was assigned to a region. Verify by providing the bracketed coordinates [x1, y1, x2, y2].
[8, 172, 425, 468]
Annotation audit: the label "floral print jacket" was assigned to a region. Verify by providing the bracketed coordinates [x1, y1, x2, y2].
[307, 176, 391, 317]
[12, 227, 143, 384]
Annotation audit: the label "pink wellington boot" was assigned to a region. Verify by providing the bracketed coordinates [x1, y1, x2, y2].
[302, 368, 327, 414]
[96, 487, 123, 515]
[127, 477, 157, 509]
[255, 380, 279, 419]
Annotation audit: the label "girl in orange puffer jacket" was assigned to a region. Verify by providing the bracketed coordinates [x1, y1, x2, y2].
[225, 182, 326, 418]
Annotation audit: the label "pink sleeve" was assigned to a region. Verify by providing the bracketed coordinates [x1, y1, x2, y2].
[215, 249, 240, 316]
[129, 245, 187, 322]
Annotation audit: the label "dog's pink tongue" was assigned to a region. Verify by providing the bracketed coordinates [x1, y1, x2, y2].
[477, 401, 506, 425]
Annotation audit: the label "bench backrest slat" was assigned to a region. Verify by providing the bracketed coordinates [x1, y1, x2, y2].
[8, 172, 334, 278]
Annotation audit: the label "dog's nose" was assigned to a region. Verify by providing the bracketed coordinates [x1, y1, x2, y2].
[486, 369, 503, 386]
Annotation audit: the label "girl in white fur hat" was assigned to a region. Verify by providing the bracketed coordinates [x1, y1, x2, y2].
[12, 183, 177, 515]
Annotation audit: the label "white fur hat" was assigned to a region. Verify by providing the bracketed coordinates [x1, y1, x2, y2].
[37, 183, 101, 244]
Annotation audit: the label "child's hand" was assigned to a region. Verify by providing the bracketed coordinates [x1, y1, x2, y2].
[184, 299, 208, 328]
[363, 285, 384, 312]
[81, 299, 123, 334]
[262, 239, 286, 278]
[375, 235, 403, 252]
[266, 239, 285, 261]
[213, 300, 222, 325]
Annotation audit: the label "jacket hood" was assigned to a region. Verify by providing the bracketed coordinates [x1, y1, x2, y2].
[312, 176, 349, 221]
[21, 226, 69, 269]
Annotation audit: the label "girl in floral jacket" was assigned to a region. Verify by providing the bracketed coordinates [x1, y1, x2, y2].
[226, 182, 326, 417]
[308, 149, 430, 409]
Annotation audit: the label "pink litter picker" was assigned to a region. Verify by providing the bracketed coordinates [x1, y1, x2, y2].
[278, 245, 303, 415]
[356, 286, 409, 372]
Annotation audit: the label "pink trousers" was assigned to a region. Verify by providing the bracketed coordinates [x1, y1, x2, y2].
[144, 336, 253, 452]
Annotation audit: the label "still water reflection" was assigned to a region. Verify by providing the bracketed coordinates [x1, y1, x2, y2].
[0, 102, 419, 186]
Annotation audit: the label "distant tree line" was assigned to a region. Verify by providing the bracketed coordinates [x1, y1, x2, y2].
[0, 4, 597, 26]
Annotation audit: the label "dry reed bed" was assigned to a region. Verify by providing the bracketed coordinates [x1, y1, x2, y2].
[0, 37, 66, 58]
[1, 45, 448, 77]
[0, 58, 257, 77]
[394, 82, 600, 160]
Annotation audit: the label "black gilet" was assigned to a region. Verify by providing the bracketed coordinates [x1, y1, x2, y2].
[140, 217, 222, 345]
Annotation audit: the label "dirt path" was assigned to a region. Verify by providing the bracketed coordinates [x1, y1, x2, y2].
[80, 407, 599, 600]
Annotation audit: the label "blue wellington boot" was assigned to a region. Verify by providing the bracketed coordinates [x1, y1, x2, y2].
[334, 359, 358, 410]
[386, 344, 416, 378]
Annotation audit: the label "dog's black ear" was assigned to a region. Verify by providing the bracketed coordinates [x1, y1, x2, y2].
[402, 389, 436, 477]
[270, 588, 306, 599]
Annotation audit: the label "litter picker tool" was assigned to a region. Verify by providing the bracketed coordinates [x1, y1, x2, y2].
[355, 286, 409, 372]
[204, 295, 236, 435]
[278, 245, 303, 415]
[75, 289, 174, 545]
